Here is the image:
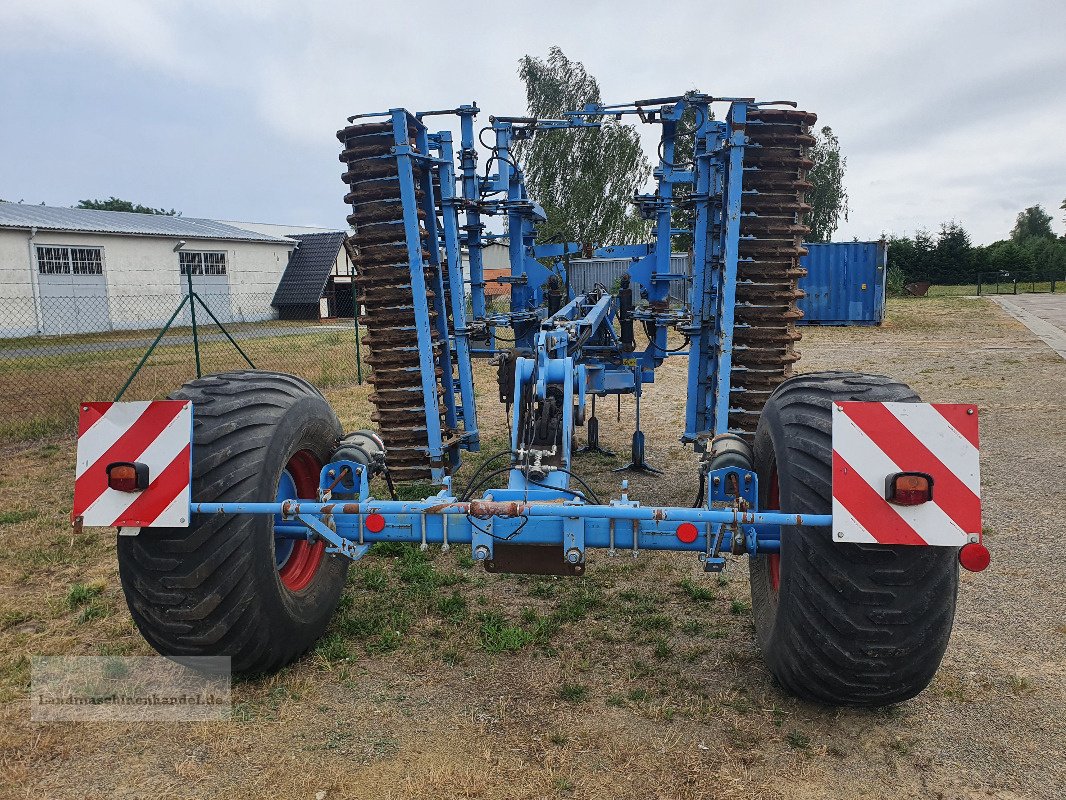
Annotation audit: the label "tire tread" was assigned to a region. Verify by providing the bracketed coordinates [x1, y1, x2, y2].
[750, 371, 959, 706]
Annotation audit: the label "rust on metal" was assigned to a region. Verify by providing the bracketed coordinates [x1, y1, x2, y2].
[484, 543, 585, 576]
[338, 119, 455, 482]
[730, 107, 817, 441]
[323, 468, 352, 495]
[468, 499, 527, 518]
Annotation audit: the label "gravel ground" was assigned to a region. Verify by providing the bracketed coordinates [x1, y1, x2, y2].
[0, 296, 1063, 799]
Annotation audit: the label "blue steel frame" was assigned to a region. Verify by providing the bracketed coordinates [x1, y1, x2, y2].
[197, 93, 833, 569]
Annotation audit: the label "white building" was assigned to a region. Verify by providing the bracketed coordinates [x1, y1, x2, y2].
[0, 202, 309, 337]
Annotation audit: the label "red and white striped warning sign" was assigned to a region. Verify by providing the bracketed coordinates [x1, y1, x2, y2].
[832, 402, 980, 547]
[73, 401, 192, 528]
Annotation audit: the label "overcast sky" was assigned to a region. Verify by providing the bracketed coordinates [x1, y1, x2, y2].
[2, 0, 1063, 244]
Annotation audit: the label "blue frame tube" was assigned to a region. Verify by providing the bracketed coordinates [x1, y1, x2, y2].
[194, 498, 830, 528]
[682, 108, 720, 444]
[458, 107, 487, 321]
[390, 109, 447, 476]
[434, 130, 480, 453]
[195, 498, 820, 557]
[711, 103, 748, 436]
[415, 123, 460, 438]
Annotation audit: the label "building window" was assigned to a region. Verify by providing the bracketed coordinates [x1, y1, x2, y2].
[36, 246, 103, 275]
[179, 250, 227, 276]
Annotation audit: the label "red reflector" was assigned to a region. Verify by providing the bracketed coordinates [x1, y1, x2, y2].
[959, 542, 990, 572]
[365, 513, 386, 533]
[106, 461, 149, 492]
[676, 522, 698, 544]
[886, 472, 933, 506]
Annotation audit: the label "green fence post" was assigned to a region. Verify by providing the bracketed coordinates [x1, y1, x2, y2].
[186, 264, 201, 378]
[192, 293, 255, 369]
[116, 294, 190, 401]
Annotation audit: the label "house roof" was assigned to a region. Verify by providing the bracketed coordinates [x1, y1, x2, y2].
[272, 232, 347, 307]
[0, 201, 294, 243]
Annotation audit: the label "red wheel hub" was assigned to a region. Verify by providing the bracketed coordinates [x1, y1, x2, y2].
[277, 450, 325, 592]
[766, 468, 781, 593]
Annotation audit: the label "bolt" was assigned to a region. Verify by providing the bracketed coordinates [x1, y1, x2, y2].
[835, 531, 845, 539]
[967, 408, 975, 415]
[565, 548, 582, 564]
[968, 534, 980, 544]
[474, 545, 490, 561]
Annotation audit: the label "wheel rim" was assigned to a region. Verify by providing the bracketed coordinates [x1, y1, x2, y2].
[766, 467, 781, 593]
[274, 450, 325, 592]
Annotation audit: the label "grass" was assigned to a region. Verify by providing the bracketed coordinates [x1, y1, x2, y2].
[436, 591, 468, 622]
[558, 683, 589, 703]
[67, 582, 105, 609]
[0, 293, 1044, 798]
[918, 281, 1064, 298]
[0, 325, 366, 445]
[1008, 674, 1036, 694]
[678, 578, 714, 602]
[0, 510, 38, 526]
[652, 639, 673, 660]
[633, 614, 673, 632]
[478, 612, 536, 653]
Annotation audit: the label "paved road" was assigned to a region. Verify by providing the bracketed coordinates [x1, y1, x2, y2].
[0, 324, 358, 359]
[989, 293, 1066, 359]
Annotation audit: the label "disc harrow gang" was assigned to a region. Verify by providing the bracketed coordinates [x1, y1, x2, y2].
[338, 120, 446, 482]
[729, 108, 816, 438]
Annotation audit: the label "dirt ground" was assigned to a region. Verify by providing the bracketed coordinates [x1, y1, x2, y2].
[0, 297, 1063, 800]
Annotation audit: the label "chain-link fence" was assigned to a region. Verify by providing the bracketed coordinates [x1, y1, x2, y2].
[0, 293, 365, 444]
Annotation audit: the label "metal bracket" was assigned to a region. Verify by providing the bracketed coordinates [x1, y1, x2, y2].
[296, 513, 370, 561]
[701, 523, 726, 572]
[562, 515, 585, 568]
[707, 467, 757, 505]
[470, 514, 495, 564]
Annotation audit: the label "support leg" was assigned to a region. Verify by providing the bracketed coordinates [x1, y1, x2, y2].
[613, 370, 662, 474]
[576, 395, 615, 456]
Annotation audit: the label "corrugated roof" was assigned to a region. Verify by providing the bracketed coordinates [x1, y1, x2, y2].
[272, 232, 347, 307]
[0, 201, 293, 243]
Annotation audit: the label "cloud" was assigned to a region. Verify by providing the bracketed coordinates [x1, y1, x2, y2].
[2, 0, 1064, 241]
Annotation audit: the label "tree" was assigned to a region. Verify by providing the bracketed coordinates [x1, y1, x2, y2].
[1010, 205, 1054, 241]
[806, 126, 849, 243]
[934, 221, 973, 284]
[516, 47, 650, 246]
[1061, 197, 1065, 229]
[76, 197, 179, 216]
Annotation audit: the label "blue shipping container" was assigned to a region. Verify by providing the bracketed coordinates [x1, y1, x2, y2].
[797, 241, 887, 325]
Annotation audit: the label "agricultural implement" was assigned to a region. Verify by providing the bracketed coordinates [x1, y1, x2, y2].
[74, 92, 989, 706]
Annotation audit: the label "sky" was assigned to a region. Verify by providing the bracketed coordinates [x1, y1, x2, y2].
[1, 0, 1063, 245]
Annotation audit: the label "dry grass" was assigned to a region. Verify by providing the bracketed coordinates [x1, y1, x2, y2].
[0, 324, 364, 444]
[1, 297, 1064, 799]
